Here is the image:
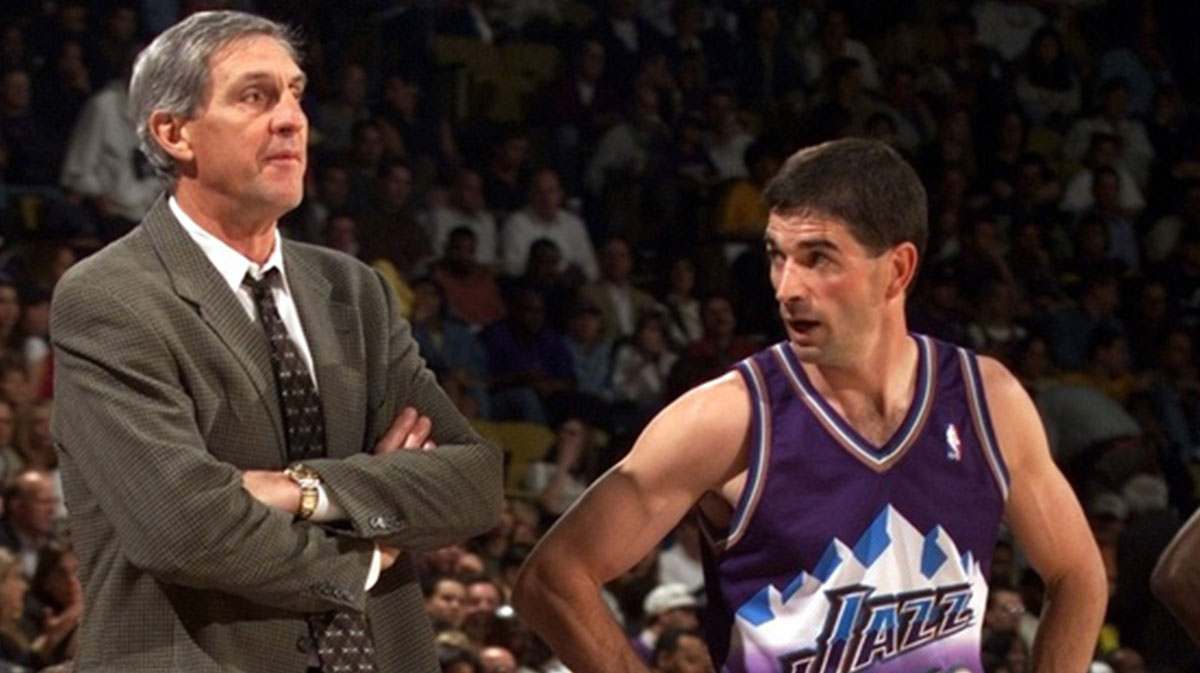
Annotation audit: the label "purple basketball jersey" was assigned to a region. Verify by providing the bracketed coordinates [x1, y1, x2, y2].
[698, 334, 1009, 673]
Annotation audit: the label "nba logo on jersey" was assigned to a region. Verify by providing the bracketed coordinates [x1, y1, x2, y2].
[945, 424, 962, 462]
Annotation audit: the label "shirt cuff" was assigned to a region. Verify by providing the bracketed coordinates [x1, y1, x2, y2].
[310, 482, 347, 521]
[365, 545, 382, 590]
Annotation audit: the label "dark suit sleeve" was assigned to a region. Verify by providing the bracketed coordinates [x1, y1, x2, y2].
[305, 270, 504, 549]
[51, 275, 374, 614]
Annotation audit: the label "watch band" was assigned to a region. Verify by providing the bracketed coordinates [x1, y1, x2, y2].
[284, 464, 321, 519]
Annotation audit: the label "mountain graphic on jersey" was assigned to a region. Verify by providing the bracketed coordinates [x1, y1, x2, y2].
[729, 505, 988, 673]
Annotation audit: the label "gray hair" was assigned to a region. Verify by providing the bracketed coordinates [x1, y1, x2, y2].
[128, 11, 301, 184]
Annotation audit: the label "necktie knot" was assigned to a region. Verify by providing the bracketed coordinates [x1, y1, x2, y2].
[243, 267, 281, 302]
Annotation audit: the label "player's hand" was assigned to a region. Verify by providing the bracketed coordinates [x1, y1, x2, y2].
[241, 470, 300, 513]
[375, 406, 436, 454]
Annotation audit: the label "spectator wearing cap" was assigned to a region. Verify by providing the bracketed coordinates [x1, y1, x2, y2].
[631, 583, 699, 666]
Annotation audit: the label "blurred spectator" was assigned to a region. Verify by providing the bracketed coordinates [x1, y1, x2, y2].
[17, 287, 49, 376]
[59, 71, 161, 240]
[926, 12, 1005, 103]
[464, 577, 504, 622]
[965, 278, 1028, 363]
[28, 541, 80, 665]
[1014, 26, 1081, 130]
[1064, 80, 1155, 189]
[668, 295, 757, 397]
[0, 68, 61, 187]
[631, 583, 699, 665]
[479, 645, 517, 673]
[1147, 327, 1200, 462]
[482, 127, 533, 221]
[323, 211, 359, 257]
[875, 65, 937, 154]
[524, 416, 594, 517]
[729, 3, 804, 113]
[345, 119, 393, 211]
[1094, 9, 1174, 118]
[409, 277, 491, 419]
[611, 313, 676, 420]
[579, 238, 661, 341]
[657, 517, 703, 595]
[586, 0, 666, 98]
[1145, 180, 1200, 266]
[429, 169, 500, 268]
[543, 39, 620, 194]
[713, 139, 782, 242]
[504, 238, 577, 332]
[0, 547, 45, 669]
[502, 170, 598, 282]
[700, 87, 754, 181]
[652, 628, 713, 673]
[314, 61, 370, 155]
[971, 0, 1045, 62]
[661, 256, 702, 350]
[0, 470, 58, 578]
[480, 288, 574, 424]
[1044, 270, 1124, 371]
[433, 226, 506, 329]
[358, 160, 433, 281]
[1059, 327, 1143, 405]
[375, 70, 452, 177]
[801, 7, 880, 91]
[425, 574, 468, 632]
[563, 301, 615, 405]
[91, 3, 139, 88]
[35, 38, 91, 136]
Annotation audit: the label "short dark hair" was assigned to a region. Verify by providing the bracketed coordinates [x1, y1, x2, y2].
[763, 138, 928, 257]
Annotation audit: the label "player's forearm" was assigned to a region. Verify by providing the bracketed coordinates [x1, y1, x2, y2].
[513, 563, 652, 673]
[1029, 566, 1107, 672]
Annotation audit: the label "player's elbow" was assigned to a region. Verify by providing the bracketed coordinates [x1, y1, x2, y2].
[511, 552, 555, 623]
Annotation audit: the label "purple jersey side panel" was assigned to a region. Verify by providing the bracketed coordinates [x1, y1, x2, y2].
[700, 335, 1008, 673]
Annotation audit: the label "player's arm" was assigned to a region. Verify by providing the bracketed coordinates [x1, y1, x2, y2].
[512, 372, 751, 673]
[1151, 507, 1200, 645]
[981, 357, 1107, 672]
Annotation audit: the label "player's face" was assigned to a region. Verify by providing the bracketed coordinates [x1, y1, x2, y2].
[766, 212, 899, 366]
[179, 35, 308, 218]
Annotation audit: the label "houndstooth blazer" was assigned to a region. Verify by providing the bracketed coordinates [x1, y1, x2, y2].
[50, 197, 504, 672]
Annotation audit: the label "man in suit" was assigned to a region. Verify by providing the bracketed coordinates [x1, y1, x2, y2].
[49, 11, 502, 672]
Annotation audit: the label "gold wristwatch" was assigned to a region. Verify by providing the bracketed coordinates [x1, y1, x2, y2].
[284, 464, 321, 519]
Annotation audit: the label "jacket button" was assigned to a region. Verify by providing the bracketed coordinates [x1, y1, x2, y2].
[370, 515, 386, 529]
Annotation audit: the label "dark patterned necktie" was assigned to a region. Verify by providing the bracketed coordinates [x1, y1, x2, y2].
[244, 269, 378, 673]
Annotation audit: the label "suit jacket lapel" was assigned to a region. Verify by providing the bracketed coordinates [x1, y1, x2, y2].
[141, 197, 288, 462]
[283, 244, 362, 459]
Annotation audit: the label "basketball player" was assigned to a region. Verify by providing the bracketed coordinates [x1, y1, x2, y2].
[513, 139, 1106, 673]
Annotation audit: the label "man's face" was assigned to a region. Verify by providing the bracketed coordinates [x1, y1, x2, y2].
[984, 589, 1024, 633]
[454, 172, 485, 214]
[530, 172, 562, 219]
[601, 240, 633, 282]
[659, 633, 714, 673]
[660, 606, 699, 631]
[766, 213, 897, 366]
[0, 403, 12, 448]
[179, 35, 308, 219]
[12, 476, 58, 537]
[466, 581, 501, 618]
[425, 579, 465, 627]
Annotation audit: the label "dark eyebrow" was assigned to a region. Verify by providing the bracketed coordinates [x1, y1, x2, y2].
[764, 234, 840, 254]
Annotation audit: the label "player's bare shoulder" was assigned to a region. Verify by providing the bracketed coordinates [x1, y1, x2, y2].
[974, 353, 1045, 469]
[620, 370, 755, 506]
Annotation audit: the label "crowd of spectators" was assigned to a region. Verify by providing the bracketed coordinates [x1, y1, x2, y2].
[1, 0, 1200, 671]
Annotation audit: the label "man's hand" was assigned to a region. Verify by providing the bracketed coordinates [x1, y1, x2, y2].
[242, 470, 300, 514]
[374, 406, 436, 454]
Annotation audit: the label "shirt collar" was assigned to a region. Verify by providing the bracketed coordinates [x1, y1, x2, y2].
[169, 196, 289, 295]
